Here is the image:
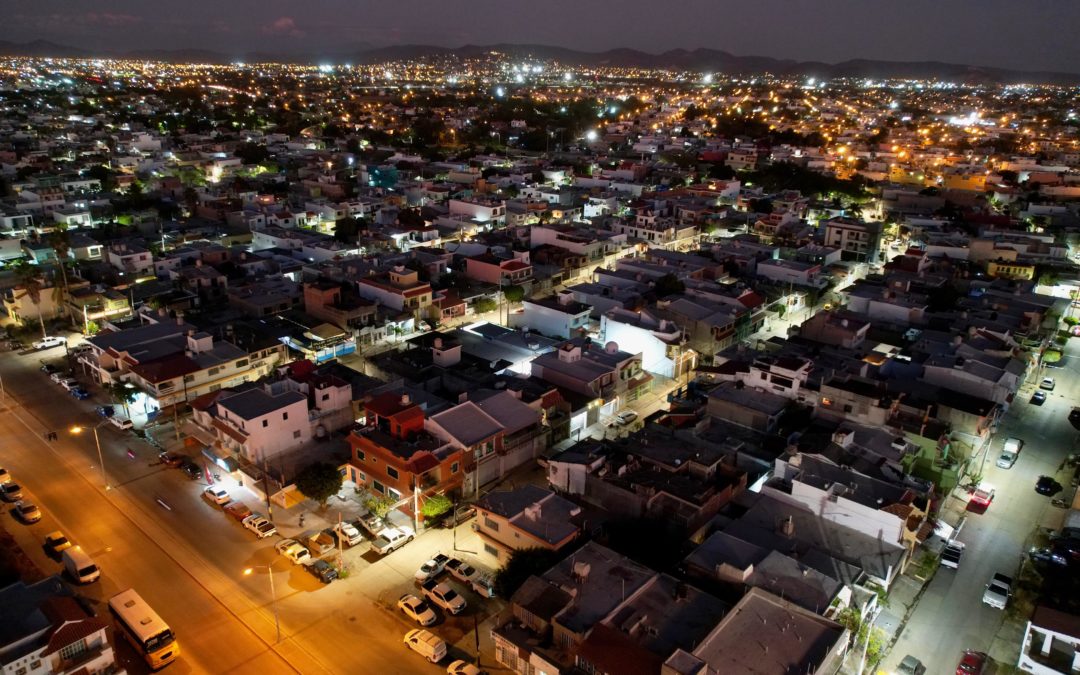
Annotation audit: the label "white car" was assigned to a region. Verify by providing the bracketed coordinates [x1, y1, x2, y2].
[13, 500, 42, 523]
[275, 539, 312, 565]
[446, 559, 480, 585]
[58, 378, 80, 391]
[996, 437, 1022, 470]
[940, 541, 965, 570]
[108, 416, 133, 430]
[1040, 377, 1055, 391]
[614, 410, 638, 426]
[404, 629, 447, 663]
[332, 521, 363, 546]
[203, 485, 230, 505]
[49, 372, 69, 384]
[242, 514, 277, 539]
[33, 336, 67, 350]
[397, 593, 437, 626]
[446, 661, 482, 675]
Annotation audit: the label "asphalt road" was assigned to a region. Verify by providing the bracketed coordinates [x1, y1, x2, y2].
[884, 343, 1078, 673]
[0, 345, 494, 675]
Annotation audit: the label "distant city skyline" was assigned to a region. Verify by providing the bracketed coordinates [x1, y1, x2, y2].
[2, 0, 1079, 74]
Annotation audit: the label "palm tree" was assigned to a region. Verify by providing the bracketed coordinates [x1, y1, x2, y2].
[13, 262, 47, 338]
[106, 381, 139, 418]
[48, 224, 72, 319]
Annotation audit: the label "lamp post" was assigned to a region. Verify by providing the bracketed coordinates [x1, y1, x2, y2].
[243, 564, 281, 643]
[69, 421, 110, 490]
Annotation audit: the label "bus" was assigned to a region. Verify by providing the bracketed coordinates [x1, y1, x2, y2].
[108, 589, 180, 670]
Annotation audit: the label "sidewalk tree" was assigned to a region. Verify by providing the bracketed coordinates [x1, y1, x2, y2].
[13, 261, 47, 338]
[420, 494, 452, 521]
[295, 462, 343, 509]
[106, 381, 138, 417]
[502, 284, 524, 303]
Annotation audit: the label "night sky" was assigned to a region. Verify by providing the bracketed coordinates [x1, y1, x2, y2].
[3, 0, 1078, 73]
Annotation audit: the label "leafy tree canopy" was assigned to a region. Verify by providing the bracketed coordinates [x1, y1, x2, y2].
[295, 461, 344, 508]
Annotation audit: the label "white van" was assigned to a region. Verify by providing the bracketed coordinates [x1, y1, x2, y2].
[403, 629, 447, 663]
[108, 416, 133, 430]
[62, 546, 100, 584]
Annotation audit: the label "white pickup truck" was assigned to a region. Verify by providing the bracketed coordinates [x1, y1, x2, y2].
[982, 572, 1012, 609]
[370, 526, 414, 555]
[420, 579, 467, 615]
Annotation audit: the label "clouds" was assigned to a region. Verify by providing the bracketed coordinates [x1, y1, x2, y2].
[12, 11, 141, 29]
[262, 16, 305, 38]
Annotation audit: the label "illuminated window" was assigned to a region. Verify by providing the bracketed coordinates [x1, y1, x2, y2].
[821, 397, 833, 406]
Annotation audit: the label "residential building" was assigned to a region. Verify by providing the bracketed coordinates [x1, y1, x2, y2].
[822, 218, 883, 263]
[1018, 606, 1080, 675]
[0, 577, 119, 675]
[510, 295, 591, 340]
[464, 252, 533, 286]
[104, 241, 154, 277]
[355, 266, 433, 314]
[600, 308, 695, 379]
[190, 385, 310, 464]
[530, 338, 652, 417]
[474, 484, 581, 564]
[347, 392, 464, 516]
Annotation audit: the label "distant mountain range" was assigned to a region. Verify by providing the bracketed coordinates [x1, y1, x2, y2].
[2, 39, 1077, 85]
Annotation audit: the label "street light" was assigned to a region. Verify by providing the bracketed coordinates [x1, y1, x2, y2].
[69, 421, 110, 490]
[243, 564, 281, 643]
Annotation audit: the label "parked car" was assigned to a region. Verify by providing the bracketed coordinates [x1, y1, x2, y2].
[446, 558, 480, 585]
[357, 513, 385, 536]
[996, 437, 1022, 469]
[1029, 546, 1069, 569]
[43, 531, 73, 557]
[108, 416, 133, 430]
[896, 655, 925, 675]
[0, 482, 24, 502]
[1036, 475, 1063, 496]
[33, 336, 67, 350]
[470, 573, 496, 599]
[13, 500, 42, 523]
[49, 371, 69, 384]
[968, 484, 995, 511]
[420, 579, 466, 615]
[955, 650, 987, 675]
[1030, 391, 1047, 405]
[446, 661, 482, 675]
[40, 363, 59, 375]
[332, 521, 363, 546]
[614, 410, 638, 426]
[370, 526, 414, 555]
[0, 468, 9, 484]
[415, 554, 450, 582]
[275, 539, 312, 565]
[1040, 377, 1056, 391]
[224, 501, 253, 521]
[96, 405, 114, 418]
[58, 378, 80, 391]
[982, 572, 1012, 609]
[304, 558, 338, 584]
[404, 629, 447, 664]
[202, 485, 230, 505]
[940, 541, 965, 570]
[179, 459, 201, 480]
[308, 530, 336, 556]
[70, 387, 91, 400]
[159, 452, 183, 467]
[242, 514, 277, 539]
[397, 593, 437, 626]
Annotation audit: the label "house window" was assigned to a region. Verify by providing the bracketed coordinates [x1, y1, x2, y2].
[387, 466, 399, 479]
[451, 462, 459, 474]
[293, 430, 301, 439]
[208, 367, 221, 376]
[29, 661, 40, 670]
[184, 374, 195, 383]
[262, 420, 269, 428]
[356, 450, 365, 462]
[484, 543, 499, 557]
[282, 412, 288, 421]
[373, 480, 385, 494]
[235, 359, 248, 368]
[484, 517, 499, 532]
[844, 404, 853, 413]
[59, 640, 87, 660]
[321, 393, 330, 401]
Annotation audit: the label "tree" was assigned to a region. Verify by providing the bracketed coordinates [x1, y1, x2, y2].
[48, 224, 72, 317]
[473, 297, 497, 314]
[106, 381, 139, 417]
[502, 284, 525, 303]
[13, 262, 47, 338]
[234, 141, 271, 165]
[494, 547, 565, 599]
[653, 273, 686, 297]
[295, 462, 344, 508]
[333, 216, 360, 243]
[836, 607, 887, 671]
[420, 494, 452, 520]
